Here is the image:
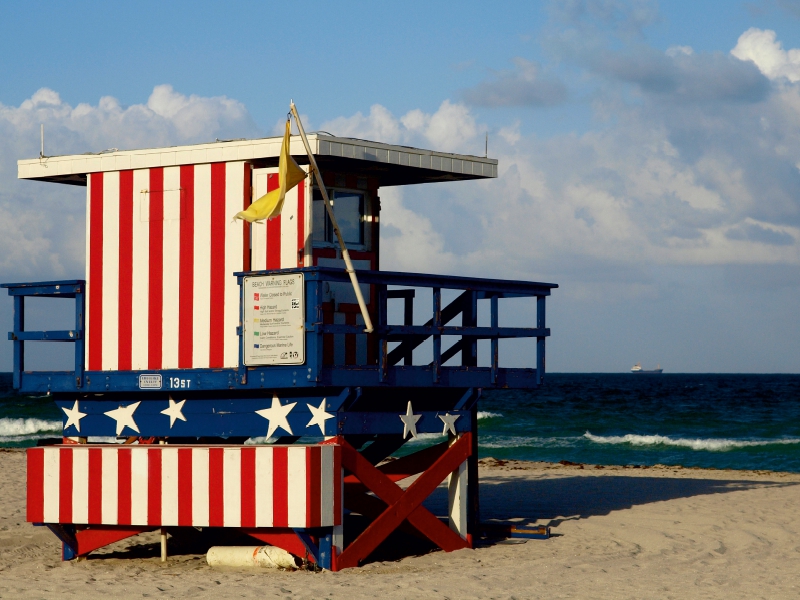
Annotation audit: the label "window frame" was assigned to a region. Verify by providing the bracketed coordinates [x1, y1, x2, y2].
[311, 186, 371, 250]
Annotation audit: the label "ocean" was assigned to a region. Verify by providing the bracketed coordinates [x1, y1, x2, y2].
[1, 373, 799, 472]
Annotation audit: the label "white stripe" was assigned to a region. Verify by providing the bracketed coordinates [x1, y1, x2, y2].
[250, 169, 268, 271]
[192, 164, 212, 369]
[224, 162, 244, 368]
[254, 446, 273, 527]
[319, 445, 334, 527]
[222, 448, 241, 527]
[302, 177, 312, 267]
[130, 449, 148, 525]
[280, 186, 299, 268]
[101, 447, 118, 525]
[131, 169, 150, 369]
[161, 448, 179, 526]
[71, 448, 89, 524]
[191, 448, 209, 527]
[84, 178, 94, 369]
[42, 449, 60, 523]
[287, 447, 307, 527]
[101, 171, 120, 371]
[161, 166, 181, 369]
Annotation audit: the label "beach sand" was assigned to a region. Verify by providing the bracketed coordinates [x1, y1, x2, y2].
[1, 449, 798, 599]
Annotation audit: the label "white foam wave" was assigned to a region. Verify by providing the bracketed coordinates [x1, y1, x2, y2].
[584, 432, 800, 452]
[477, 411, 503, 420]
[480, 436, 582, 449]
[0, 418, 61, 437]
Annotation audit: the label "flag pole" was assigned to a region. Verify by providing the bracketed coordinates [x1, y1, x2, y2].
[289, 102, 374, 334]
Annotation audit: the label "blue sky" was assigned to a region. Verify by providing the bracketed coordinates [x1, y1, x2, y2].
[1, 0, 799, 372]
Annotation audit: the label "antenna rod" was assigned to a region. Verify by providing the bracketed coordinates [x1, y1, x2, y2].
[40, 124, 44, 159]
[485, 132, 488, 158]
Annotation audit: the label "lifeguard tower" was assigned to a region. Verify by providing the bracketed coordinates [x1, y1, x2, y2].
[4, 116, 557, 570]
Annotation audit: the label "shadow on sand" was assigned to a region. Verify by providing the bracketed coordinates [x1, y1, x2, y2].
[454, 472, 800, 528]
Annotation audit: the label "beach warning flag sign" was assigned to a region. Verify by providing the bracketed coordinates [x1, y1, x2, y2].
[233, 119, 307, 223]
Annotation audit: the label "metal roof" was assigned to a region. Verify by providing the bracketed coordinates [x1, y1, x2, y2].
[17, 134, 498, 187]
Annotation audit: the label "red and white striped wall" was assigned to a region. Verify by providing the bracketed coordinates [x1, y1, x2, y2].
[250, 167, 311, 271]
[27, 445, 342, 529]
[85, 163, 248, 372]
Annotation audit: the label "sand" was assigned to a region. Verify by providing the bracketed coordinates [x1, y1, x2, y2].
[1, 449, 799, 599]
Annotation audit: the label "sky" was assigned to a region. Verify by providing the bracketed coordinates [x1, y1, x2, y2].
[1, 0, 799, 373]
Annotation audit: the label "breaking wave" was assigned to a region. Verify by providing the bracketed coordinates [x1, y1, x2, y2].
[584, 432, 800, 452]
[480, 435, 582, 449]
[477, 411, 502, 420]
[0, 418, 61, 444]
[0, 418, 61, 437]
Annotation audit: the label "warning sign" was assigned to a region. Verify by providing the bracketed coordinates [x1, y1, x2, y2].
[243, 273, 305, 366]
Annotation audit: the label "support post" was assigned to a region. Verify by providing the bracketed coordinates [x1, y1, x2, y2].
[536, 295, 546, 385]
[467, 404, 480, 543]
[432, 287, 441, 383]
[403, 293, 413, 365]
[160, 528, 167, 562]
[461, 291, 478, 367]
[448, 434, 468, 540]
[490, 295, 498, 384]
[74, 284, 84, 388]
[12, 295, 24, 390]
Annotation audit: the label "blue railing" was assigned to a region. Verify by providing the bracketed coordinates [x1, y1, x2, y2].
[0, 280, 84, 390]
[2, 269, 556, 393]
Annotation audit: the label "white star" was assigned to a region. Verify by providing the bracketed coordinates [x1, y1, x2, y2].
[438, 412, 460, 436]
[256, 394, 297, 439]
[399, 401, 421, 440]
[161, 396, 187, 428]
[306, 398, 335, 435]
[62, 400, 86, 433]
[104, 401, 141, 436]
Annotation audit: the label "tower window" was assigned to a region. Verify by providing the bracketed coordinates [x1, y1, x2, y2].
[313, 188, 365, 246]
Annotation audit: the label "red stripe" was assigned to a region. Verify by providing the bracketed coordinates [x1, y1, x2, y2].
[88, 448, 103, 523]
[178, 165, 195, 368]
[26, 448, 44, 522]
[272, 446, 288, 527]
[59, 448, 73, 523]
[148, 167, 164, 369]
[147, 448, 162, 526]
[333, 445, 342, 526]
[117, 448, 132, 525]
[88, 173, 104, 371]
[240, 447, 256, 528]
[242, 163, 251, 272]
[306, 447, 321, 528]
[177, 448, 193, 526]
[208, 447, 224, 526]
[209, 163, 226, 368]
[266, 173, 281, 269]
[118, 171, 134, 370]
[297, 177, 305, 266]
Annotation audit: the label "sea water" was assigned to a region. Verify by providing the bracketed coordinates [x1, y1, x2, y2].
[1, 372, 799, 472]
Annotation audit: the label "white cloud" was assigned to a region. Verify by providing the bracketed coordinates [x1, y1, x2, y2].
[665, 45, 693, 57]
[731, 28, 800, 82]
[322, 100, 481, 154]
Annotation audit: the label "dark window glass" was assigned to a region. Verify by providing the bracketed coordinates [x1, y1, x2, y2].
[333, 191, 363, 245]
[312, 188, 365, 245]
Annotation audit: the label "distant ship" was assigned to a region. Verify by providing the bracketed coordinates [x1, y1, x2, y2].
[631, 362, 663, 374]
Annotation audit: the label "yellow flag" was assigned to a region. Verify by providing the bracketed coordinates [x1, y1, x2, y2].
[233, 119, 307, 223]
